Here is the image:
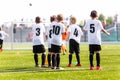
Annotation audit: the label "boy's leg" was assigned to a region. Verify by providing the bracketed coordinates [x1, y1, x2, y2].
[41, 53, 46, 66]
[96, 51, 100, 67]
[89, 53, 94, 67]
[56, 53, 60, 67]
[69, 54, 72, 64]
[75, 53, 80, 64]
[52, 54, 56, 68]
[34, 53, 39, 66]
[47, 53, 51, 67]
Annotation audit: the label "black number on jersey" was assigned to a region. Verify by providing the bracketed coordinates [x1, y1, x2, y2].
[49, 29, 52, 38]
[53, 25, 60, 35]
[90, 24, 95, 33]
[36, 28, 40, 36]
[74, 28, 78, 37]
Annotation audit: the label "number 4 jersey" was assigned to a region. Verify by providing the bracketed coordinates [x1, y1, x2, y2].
[32, 23, 45, 46]
[84, 19, 104, 45]
[68, 24, 83, 44]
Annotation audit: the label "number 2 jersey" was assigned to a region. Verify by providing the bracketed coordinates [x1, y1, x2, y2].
[32, 23, 45, 46]
[68, 24, 83, 44]
[84, 19, 104, 45]
[51, 22, 65, 46]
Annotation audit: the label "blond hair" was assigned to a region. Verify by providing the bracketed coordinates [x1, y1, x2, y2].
[70, 16, 76, 24]
[57, 14, 64, 22]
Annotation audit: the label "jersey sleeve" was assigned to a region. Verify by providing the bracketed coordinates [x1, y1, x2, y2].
[98, 20, 104, 30]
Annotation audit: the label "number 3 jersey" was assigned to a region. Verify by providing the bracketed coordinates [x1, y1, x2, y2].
[32, 23, 45, 46]
[84, 19, 104, 45]
[68, 24, 83, 44]
[51, 22, 65, 46]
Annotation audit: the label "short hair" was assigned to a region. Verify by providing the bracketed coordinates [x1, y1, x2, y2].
[35, 16, 41, 23]
[90, 10, 98, 18]
[50, 15, 56, 22]
[57, 14, 64, 22]
[70, 16, 77, 24]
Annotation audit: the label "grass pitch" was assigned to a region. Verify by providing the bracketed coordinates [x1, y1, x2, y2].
[0, 44, 120, 80]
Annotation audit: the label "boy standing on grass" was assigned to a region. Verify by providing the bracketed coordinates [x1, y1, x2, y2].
[0, 27, 9, 52]
[46, 15, 57, 68]
[83, 10, 110, 70]
[67, 16, 83, 67]
[32, 16, 46, 67]
[51, 14, 65, 70]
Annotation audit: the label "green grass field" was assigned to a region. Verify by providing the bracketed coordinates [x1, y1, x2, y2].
[0, 44, 120, 80]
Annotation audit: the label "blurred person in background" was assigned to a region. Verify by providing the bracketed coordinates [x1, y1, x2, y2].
[0, 27, 9, 52]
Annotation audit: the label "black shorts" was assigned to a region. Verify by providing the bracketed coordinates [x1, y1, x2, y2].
[89, 44, 101, 53]
[0, 39, 3, 49]
[48, 48, 52, 52]
[33, 45, 45, 53]
[69, 39, 80, 54]
[51, 44, 61, 53]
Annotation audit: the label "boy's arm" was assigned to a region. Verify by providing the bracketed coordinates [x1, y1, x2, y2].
[102, 29, 110, 36]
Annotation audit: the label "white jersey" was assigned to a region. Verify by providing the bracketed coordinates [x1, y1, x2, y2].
[46, 22, 56, 48]
[68, 24, 83, 44]
[84, 19, 104, 45]
[0, 31, 8, 40]
[32, 23, 45, 46]
[51, 22, 65, 46]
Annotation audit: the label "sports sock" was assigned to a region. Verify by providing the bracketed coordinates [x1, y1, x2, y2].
[41, 54, 46, 65]
[75, 53, 80, 64]
[89, 53, 94, 66]
[34, 54, 38, 65]
[56, 54, 60, 67]
[96, 53, 100, 66]
[69, 54, 72, 64]
[52, 54, 56, 67]
[47, 54, 51, 66]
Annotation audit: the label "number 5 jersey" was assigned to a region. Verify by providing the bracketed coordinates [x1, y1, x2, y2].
[83, 19, 104, 45]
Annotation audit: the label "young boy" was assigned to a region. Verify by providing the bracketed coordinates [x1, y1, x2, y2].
[67, 16, 83, 67]
[84, 10, 110, 70]
[32, 16, 46, 67]
[51, 14, 65, 70]
[0, 27, 9, 52]
[46, 15, 57, 67]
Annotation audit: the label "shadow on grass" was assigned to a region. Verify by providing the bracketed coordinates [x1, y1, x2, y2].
[0, 67, 89, 73]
